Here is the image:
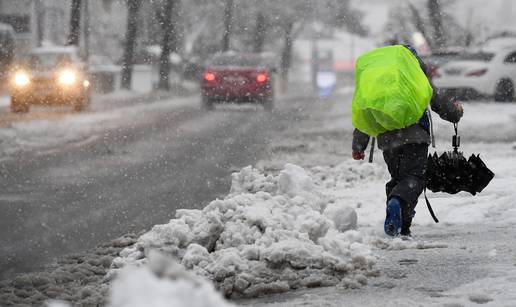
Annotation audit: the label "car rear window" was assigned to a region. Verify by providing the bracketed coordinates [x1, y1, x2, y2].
[210, 55, 264, 67]
[426, 53, 460, 65]
[28, 53, 73, 68]
[457, 52, 495, 62]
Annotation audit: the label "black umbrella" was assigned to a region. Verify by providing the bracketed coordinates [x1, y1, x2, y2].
[426, 124, 495, 196]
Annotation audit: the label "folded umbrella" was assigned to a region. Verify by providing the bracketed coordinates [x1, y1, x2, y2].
[426, 124, 494, 195]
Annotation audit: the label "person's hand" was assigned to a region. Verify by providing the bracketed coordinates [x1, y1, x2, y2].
[352, 151, 365, 160]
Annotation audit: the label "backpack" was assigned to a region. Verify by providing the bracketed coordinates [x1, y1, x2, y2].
[351, 45, 433, 137]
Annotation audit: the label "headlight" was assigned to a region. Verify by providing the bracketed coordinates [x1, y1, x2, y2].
[13, 72, 30, 87]
[58, 70, 77, 85]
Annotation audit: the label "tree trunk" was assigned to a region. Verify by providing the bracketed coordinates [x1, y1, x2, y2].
[67, 0, 82, 46]
[158, 0, 179, 90]
[428, 0, 445, 50]
[121, 0, 143, 90]
[280, 21, 294, 93]
[222, 0, 233, 51]
[253, 13, 266, 53]
[408, 2, 431, 50]
[35, 0, 44, 47]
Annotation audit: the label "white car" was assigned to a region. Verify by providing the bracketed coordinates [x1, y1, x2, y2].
[433, 47, 516, 102]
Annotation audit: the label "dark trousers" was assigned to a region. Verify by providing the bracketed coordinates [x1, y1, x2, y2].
[383, 144, 428, 230]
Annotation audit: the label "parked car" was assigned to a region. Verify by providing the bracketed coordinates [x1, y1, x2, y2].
[433, 47, 516, 101]
[9, 46, 91, 113]
[421, 49, 462, 80]
[201, 52, 274, 110]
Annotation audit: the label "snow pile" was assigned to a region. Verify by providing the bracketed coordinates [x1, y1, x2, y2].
[109, 251, 234, 307]
[46, 251, 234, 307]
[111, 164, 376, 298]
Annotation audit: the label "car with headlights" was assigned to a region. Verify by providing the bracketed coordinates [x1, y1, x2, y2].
[201, 52, 274, 110]
[433, 47, 516, 101]
[9, 46, 91, 113]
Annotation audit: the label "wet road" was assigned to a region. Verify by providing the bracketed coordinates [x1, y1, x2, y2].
[0, 90, 309, 280]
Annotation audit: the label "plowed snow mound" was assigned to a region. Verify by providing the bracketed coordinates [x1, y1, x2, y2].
[111, 164, 376, 298]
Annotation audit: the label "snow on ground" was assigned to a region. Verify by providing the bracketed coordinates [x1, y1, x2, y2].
[241, 96, 516, 306]
[109, 163, 376, 299]
[47, 251, 235, 307]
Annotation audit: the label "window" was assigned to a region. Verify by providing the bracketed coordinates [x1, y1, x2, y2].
[457, 52, 495, 62]
[504, 52, 516, 63]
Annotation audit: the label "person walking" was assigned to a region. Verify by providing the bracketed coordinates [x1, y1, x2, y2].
[351, 45, 463, 237]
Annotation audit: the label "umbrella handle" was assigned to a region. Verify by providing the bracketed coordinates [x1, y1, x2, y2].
[452, 123, 460, 153]
[368, 137, 376, 163]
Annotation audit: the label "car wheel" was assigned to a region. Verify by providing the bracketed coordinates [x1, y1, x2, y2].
[494, 79, 514, 102]
[10, 96, 29, 113]
[202, 96, 214, 111]
[73, 96, 91, 112]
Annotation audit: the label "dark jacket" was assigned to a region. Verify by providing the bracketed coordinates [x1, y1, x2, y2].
[352, 48, 463, 152]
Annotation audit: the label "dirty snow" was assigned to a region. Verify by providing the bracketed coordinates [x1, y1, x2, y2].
[109, 251, 235, 307]
[110, 163, 376, 299]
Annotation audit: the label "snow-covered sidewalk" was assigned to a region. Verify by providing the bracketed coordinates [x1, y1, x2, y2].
[242, 98, 516, 306]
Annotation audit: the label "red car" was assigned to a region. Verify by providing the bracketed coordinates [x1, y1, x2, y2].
[201, 52, 275, 110]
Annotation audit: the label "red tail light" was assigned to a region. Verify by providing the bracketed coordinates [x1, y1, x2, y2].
[466, 69, 488, 77]
[204, 72, 216, 82]
[256, 73, 268, 83]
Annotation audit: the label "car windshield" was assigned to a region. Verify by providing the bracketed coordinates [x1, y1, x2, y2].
[28, 52, 73, 68]
[210, 55, 264, 67]
[456, 52, 495, 62]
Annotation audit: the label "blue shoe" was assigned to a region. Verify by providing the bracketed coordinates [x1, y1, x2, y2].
[384, 197, 402, 237]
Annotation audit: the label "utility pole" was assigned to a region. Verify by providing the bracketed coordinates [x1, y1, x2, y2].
[222, 0, 233, 51]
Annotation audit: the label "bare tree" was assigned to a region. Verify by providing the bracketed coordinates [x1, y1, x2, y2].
[121, 0, 143, 90]
[35, 0, 44, 47]
[67, 0, 82, 46]
[279, 20, 296, 93]
[158, 0, 180, 90]
[222, 0, 234, 51]
[428, 0, 445, 50]
[253, 12, 267, 53]
[408, 3, 430, 46]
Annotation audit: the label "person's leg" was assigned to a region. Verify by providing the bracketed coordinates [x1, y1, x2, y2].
[387, 144, 429, 235]
[383, 148, 401, 198]
[382, 148, 403, 236]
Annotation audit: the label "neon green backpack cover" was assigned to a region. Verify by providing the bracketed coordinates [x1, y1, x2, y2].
[352, 45, 433, 137]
